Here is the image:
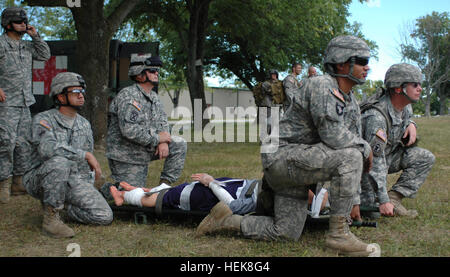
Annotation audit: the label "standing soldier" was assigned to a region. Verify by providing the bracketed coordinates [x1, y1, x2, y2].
[0, 7, 50, 203]
[100, 54, 187, 199]
[197, 35, 381, 257]
[260, 69, 284, 134]
[24, 72, 113, 238]
[282, 63, 302, 110]
[353, 63, 435, 219]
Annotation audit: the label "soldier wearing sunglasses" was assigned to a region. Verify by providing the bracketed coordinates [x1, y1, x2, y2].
[100, 54, 187, 201]
[354, 63, 435, 219]
[0, 7, 50, 203]
[23, 72, 113, 238]
[197, 36, 381, 257]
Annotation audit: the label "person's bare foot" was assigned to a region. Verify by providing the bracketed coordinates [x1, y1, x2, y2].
[119, 181, 137, 191]
[110, 186, 125, 206]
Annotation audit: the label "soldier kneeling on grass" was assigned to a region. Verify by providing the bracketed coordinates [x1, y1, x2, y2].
[22, 72, 113, 238]
[352, 63, 435, 220]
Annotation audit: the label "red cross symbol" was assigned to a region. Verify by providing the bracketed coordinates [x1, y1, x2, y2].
[33, 56, 67, 95]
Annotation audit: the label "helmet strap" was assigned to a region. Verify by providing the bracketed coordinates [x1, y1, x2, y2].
[401, 86, 418, 103]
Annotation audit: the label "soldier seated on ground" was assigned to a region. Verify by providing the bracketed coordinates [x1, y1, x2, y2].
[23, 72, 113, 239]
[109, 173, 328, 220]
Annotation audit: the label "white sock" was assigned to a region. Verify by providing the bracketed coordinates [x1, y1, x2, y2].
[123, 188, 145, 207]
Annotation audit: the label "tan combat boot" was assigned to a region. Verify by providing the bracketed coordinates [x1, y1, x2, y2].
[196, 201, 242, 236]
[325, 216, 381, 257]
[42, 205, 75, 238]
[388, 190, 418, 218]
[11, 175, 27, 196]
[0, 178, 11, 204]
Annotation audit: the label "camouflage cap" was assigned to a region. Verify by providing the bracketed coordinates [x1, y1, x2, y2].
[324, 35, 370, 66]
[128, 54, 153, 77]
[384, 63, 422, 88]
[1, 7, 28, 28]
[50, 72, 87, 97]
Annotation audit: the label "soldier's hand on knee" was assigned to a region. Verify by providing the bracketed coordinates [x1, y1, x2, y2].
[85, 152, 102, 180]
[379, 202, 394, 216]
[158, 131, 171, 144]
[156, 142, 169, 159]
[0, 88, 6, 102]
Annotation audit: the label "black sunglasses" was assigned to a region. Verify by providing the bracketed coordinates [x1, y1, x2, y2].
[353, 57, 369, 66]
[12, 19, 28, 24]
[145, 68, 159, 74]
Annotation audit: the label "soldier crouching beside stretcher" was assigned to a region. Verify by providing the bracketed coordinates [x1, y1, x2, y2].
[23, 72, 113, 238]
[196, 36, 381, 257]
[100, 54, 187, 200]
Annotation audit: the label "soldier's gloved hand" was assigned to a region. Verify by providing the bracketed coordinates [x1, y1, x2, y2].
[0, 88, 6, 102]
[158, 131, 171, 144]
[155, 142, 169, 159]
[85, 152, 102, 181]
[363, 150, 373, 173]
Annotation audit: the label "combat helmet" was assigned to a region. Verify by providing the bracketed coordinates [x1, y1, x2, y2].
[324, 35, 371, 85]
[50, 72, 86, 97]
[384, 63, 422, 103]
[1, 7, 28, 29]
[266, 69, 279, 80]
[384, 63, 422, 88]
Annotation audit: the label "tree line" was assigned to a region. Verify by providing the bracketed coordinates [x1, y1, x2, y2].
[1, 0, 447, 143]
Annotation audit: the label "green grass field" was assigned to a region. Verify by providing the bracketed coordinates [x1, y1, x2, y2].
[0, 116, 448, 257]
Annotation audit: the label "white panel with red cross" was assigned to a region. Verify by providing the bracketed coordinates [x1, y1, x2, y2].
[32, 56, 68, 95]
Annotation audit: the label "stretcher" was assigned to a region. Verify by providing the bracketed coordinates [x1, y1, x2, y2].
[109, 201, 378, 228]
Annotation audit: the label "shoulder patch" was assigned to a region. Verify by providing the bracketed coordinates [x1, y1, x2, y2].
[330, 88, 345, 103]
[376, 128, 387, 142]
[132, 100, 142, 111]
[39, 120, 52, 130]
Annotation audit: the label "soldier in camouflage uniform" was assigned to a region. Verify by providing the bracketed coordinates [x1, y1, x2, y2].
[282, 63, 302, 110]
[0, 7, 50, 203]
[353, 63, 435, 219]
[197, 35, 381, 257]
[23, 72, 113, 238]
[100, 54, 187, 200]
[260, 69, 285, 134]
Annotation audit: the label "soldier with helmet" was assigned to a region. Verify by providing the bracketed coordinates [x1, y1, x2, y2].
[260, 69, 284, 134]
[100, 54, 187, 200]
[23, 72, 113, 238]
[0, 7, 50, 203]
[196, 35, 381, 257]
[353, 63, 435, 219]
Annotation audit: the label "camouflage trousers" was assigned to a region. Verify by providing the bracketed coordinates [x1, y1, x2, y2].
[360, 146, 435, 207]
[23, 156, 113, 225]
[100, 136, 187, 199]
[242, 143, 363, 241]
[0, 106, 32, 180]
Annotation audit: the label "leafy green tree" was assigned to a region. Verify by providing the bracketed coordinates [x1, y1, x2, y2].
[400, 11, 449, 116]
[205, 0, 378, 90]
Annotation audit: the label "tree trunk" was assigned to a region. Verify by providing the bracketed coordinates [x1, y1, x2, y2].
[186, 0, 210, 129]
[71, 5, 112, 145]
[424, 88, 431, 117]
[439, 82, 449, 115]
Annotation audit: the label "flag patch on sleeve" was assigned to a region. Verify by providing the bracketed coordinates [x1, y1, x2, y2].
[376, 128, 387, 142]
[132, 101, 142, 111]
[330, 88, 345, 103]
[39, 120, 52, 130]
